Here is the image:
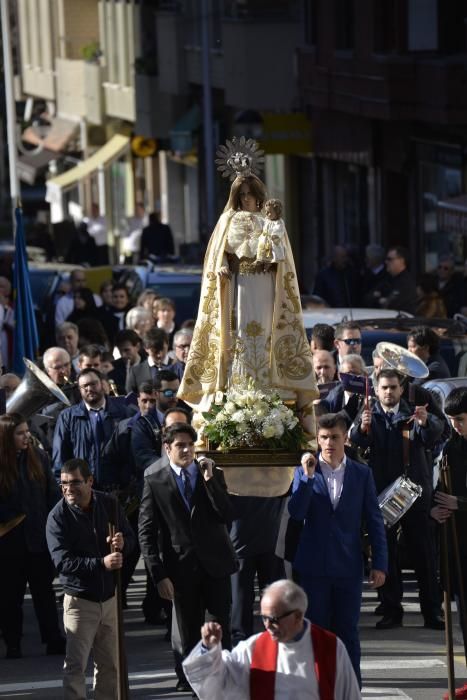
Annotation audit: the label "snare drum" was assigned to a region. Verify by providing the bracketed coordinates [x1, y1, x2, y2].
[378, 476, 422, 528]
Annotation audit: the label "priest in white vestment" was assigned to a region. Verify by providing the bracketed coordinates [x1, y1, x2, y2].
[183, 580, 361, 700]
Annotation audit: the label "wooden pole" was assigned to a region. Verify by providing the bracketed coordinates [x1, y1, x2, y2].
[108, 498, 130, 700]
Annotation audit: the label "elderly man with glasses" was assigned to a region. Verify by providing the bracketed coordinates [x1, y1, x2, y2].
[46, 457, 135, 700]
[183, 579, 361, 700]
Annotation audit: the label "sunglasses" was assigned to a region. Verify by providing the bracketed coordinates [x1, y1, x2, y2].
[261, 609, 298, 626]
[161, 389, 177, 397]
[338, 338, 361, 346]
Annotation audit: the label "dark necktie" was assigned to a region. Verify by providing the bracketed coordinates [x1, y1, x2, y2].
[181, 470, 193, 509]
[151, 365, 160, 383]
[91, 409, 105, 447]
[386, 411, 395, 426]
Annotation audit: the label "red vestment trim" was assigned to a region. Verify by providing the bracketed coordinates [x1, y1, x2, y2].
[250, 623, 337, 700]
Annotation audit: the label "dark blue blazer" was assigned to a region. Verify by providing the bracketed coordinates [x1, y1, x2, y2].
[52, 398, 132, 485]
[289, 457, 387, 579]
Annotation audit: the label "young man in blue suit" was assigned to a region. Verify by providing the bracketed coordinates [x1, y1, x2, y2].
[289, 412, 388, 687]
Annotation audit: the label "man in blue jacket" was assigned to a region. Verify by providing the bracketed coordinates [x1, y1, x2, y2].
[350, 368, 445, 631]
[46, 458, 135, 700]
[289, 412, 387, 687]
[52, 368, 132, 487]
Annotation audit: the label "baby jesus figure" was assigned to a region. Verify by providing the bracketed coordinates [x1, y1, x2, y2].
[256, 198, 286, 264]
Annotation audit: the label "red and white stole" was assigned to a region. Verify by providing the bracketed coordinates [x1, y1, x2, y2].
[250, 623, 337, 700]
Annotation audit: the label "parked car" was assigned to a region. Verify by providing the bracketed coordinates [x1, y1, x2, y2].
[422, 377, 467, 411]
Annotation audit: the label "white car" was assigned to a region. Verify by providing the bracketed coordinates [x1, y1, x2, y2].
[302, 307, 413, 329]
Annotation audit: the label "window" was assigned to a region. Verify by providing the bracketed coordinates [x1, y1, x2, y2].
[304, 0, 318, 46]
[373, 0, 397, 53]
[335, 0, 354, 51]
[408, 0, 438, 51]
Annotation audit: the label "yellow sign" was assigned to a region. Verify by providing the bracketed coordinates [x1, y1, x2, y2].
[260, 113, 312, 155]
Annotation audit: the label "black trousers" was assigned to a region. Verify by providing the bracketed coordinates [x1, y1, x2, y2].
[381, 508, 441, 620]
[231, 552, 284, 645]
[0, 525, 62, 648]
[171, 564, 231, 681]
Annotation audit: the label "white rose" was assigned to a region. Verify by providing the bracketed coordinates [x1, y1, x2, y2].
[263, 425, 276, 439]
[274, 423, 285, 438]
[224, 401, 236, 415]
[232, 410, 245, 423]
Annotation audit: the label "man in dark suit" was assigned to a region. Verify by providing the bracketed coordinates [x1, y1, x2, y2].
[139, 423, 238, 692]
[126, 327, 171, 394]
[366, 246, 417, 314]
[139, 212, 175, 261]
[407, 326, 451, 382]
[131, 370, 181, 469]
[289, 413, 388, 686]
[108, 329, 146, 395]
[350, 369, 445, 631]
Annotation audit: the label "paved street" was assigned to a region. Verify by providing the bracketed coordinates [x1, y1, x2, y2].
[0, 562, 466, 699]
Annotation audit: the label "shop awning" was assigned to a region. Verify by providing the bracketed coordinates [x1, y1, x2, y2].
[437, 194, 467, 236]
[46, 134, 130, 195]
[170, 105, 201, 153]
[22, 117, 79, 153]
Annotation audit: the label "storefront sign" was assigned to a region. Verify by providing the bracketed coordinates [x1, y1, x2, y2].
[260, 112, 312, 154]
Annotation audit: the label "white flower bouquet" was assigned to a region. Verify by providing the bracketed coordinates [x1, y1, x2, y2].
[199, 381, 306, 451]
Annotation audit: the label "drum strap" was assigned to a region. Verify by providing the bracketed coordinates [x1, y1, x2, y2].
[402, 425, 411, 474]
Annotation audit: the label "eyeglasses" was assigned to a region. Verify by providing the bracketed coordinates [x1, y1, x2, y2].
[261, 610, 298, 626]
[161, 389, 177, 397]
[338, 338, 361, 346]
[49, 363, 71, 371]
[60, 479, 86, 489]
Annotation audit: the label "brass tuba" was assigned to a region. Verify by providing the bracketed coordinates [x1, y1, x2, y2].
[376, 342, 429, 380]
[6, 358, 71, 419]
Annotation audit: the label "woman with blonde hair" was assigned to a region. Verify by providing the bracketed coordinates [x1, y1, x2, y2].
[0, 413, 64, 659]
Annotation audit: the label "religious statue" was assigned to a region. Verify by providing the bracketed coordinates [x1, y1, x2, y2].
[178, 137, 318, 440]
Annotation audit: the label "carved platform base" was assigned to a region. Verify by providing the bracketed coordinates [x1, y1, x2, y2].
[196, 448, 301, 497]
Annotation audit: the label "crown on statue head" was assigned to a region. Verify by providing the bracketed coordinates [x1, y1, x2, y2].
[215, 136, 265, 181]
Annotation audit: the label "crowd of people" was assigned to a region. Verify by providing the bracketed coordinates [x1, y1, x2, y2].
[1, 163, 466, 697]
[312, 244, 467, 317]
[0, 266, 465, 698]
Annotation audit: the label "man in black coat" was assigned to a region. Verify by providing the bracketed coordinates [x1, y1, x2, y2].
[139, 212, 175, 261]
[431, 388, 467, 645]
[350, 369, 444, 630]
[366, 246, 417, 314]
[407, 326, 451, 383]
[139, 423, 238, 692]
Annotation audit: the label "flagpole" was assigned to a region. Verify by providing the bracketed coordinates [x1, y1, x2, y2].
[1, 0, 20, 227]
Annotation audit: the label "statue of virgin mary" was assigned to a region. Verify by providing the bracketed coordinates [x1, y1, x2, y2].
[178, 138, 318, 435]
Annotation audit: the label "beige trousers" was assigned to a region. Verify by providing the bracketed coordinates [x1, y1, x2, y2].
[63, 594, 118, 700]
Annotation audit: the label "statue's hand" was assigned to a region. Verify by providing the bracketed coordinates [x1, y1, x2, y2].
[218, 266, 232, 280]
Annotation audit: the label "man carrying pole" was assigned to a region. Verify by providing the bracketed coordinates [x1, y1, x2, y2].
[431, 387, 467, 699]
[46, 458, 135, 700]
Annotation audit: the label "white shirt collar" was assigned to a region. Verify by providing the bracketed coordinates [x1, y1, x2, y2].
[170, 461, 196, 476]
[85, 399, 106, 412]
[383, 402, 400, 415]
[319, 454, 347, 472]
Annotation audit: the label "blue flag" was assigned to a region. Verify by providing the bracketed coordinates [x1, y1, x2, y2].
[12, 207, 39, 375]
